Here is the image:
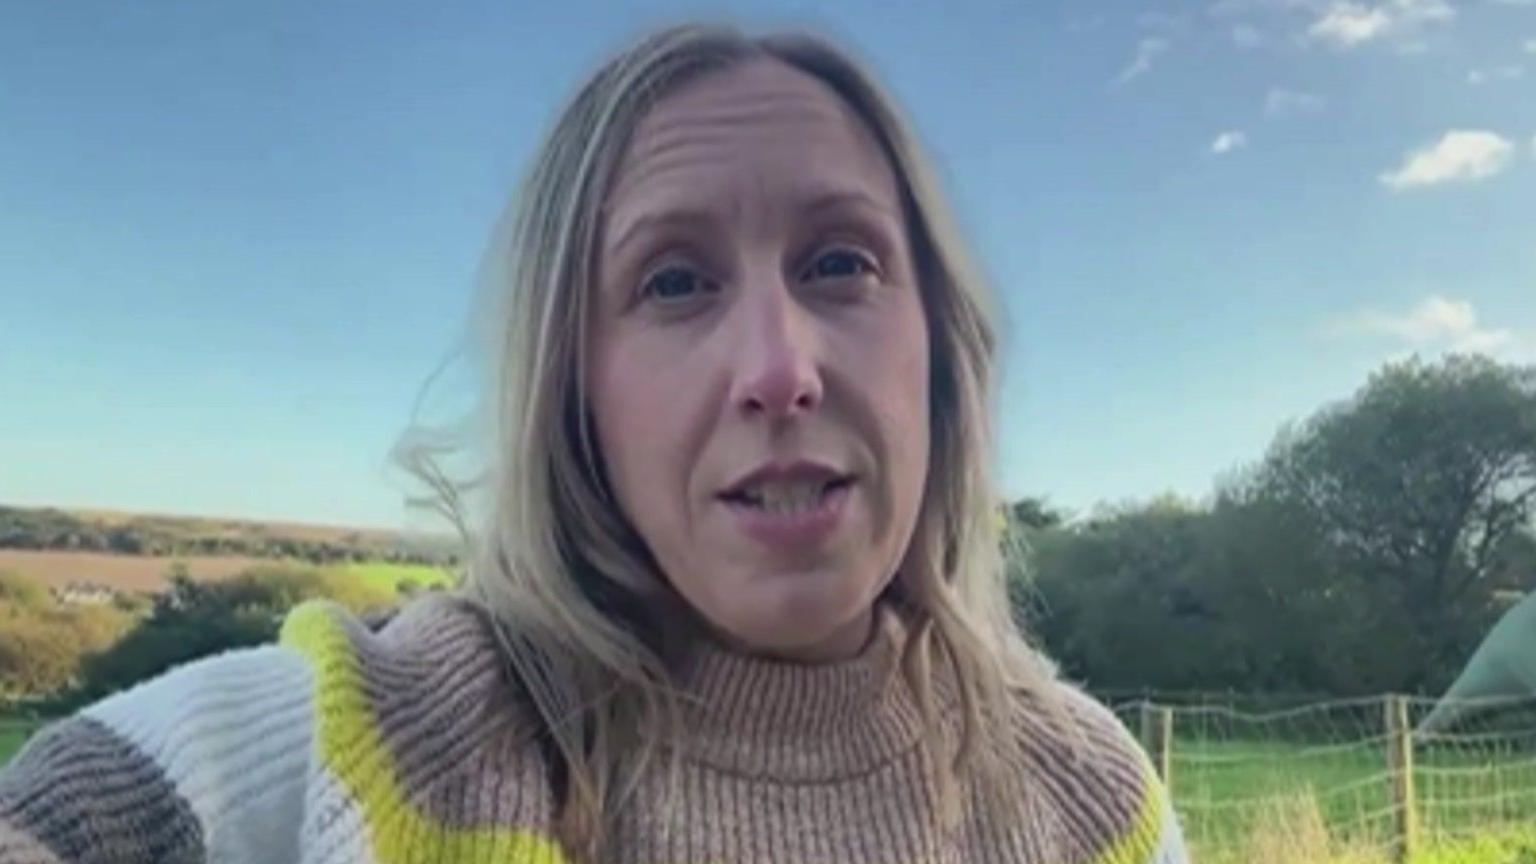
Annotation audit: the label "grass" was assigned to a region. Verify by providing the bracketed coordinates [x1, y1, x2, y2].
[322, 561, 456, 595]
[1174, 738, 1536, 864]
[0, 719, 44, 767]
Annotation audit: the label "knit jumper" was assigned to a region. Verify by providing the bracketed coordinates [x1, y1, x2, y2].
[0, 593, 1187, 864]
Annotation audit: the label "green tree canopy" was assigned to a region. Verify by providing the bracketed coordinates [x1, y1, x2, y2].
[1246, 354, 1536, 688]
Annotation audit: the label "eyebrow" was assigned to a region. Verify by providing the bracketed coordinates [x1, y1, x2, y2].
[604, 187, 900, 260]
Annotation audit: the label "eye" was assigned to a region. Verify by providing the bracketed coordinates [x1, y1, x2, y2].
[802, 247, 877, 282]
[640, 264, 713, 302]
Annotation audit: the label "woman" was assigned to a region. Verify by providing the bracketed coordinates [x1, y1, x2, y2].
[0, 23, 1187, 864]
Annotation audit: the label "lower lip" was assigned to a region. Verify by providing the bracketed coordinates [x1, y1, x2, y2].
[720, 482, 852, 549]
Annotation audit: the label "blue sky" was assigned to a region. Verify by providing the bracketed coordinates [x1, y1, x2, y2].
[3, 0, 1534, 530]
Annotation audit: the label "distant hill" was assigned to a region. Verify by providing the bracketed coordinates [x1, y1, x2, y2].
[0, 505, 461, 568]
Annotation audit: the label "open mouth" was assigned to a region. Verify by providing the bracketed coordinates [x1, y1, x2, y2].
[718, 476, 855, 515]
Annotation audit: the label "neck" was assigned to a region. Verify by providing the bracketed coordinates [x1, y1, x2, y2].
[677, 602, 927, 782]
[710, 606, 878, 664]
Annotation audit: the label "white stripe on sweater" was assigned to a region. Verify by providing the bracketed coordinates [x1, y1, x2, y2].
[299, 766, 380, 864]
[85, 645, 316, 864]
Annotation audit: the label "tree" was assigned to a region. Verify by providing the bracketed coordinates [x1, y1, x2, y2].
[1249, 354, 1536, 689]
[1020, 495, 1239, 691]
[1009, 497, 1065, 531]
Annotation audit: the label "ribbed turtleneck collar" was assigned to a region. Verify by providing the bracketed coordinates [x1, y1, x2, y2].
[677, 604, 927, 783]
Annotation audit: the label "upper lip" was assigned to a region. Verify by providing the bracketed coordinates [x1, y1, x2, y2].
[719, 460, 852, 498]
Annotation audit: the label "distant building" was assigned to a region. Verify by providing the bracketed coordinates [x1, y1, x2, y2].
[53, 582, 119, 606]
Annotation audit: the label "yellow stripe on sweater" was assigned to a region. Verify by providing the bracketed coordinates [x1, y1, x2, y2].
[1081, 754, 1171, 864]
[281, 602, 571, 864]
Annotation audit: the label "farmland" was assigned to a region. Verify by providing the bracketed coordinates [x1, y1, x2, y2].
[0, 549, 452, 596]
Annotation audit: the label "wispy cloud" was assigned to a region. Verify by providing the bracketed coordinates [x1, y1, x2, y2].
[1265, 87, 1326, 116]
[1211, 131, 1249, 154]
[1466, 65, 1524, 84]
[1523, 38, 1536, 54]
[1232, 23, 1266, 47]
[1115, 37, 1171, 85]
[1308, 0, 1455, 49]
[1328, 296, 1535, 361]
[1379, 130, 1514, 190]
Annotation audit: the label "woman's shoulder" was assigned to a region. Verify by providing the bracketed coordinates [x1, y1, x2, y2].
[1, 638, 316, 863]
[278, 590, 539, 754]
[0, 593, 546, 864]
[997, 678, 1188, 864]
[280, 589, 518, 705]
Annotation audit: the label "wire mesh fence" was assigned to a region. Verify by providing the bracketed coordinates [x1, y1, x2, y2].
[1112, 693, 1536, 864]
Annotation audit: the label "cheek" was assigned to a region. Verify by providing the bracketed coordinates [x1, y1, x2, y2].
[844, 296, 931, 528]
[881, 301, 932, 468]
[588, 335, 707, 537]
[590, 350, 664, 507]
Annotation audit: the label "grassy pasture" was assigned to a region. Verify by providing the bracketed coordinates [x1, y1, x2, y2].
[1175, 737, 1536, 864]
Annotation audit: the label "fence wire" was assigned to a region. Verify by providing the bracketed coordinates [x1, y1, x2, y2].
[1113, 694, 1536, 864]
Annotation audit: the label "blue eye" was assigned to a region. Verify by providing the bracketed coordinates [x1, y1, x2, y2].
[805, 248, 875, 281]
[641, 266, 707, 301]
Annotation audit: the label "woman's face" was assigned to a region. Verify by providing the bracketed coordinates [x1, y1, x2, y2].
[588, 58, 930, 662]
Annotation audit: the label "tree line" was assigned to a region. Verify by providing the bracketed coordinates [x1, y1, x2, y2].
[1013, 353, 1536, 696]
[0, 507, 455, 567]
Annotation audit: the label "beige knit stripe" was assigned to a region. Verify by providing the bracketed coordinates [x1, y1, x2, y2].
[1018, 695, 1157, 863]
[314, 597, 556, 830]
[680, 606, 927, 781]
[612, 746, 949, 863]
[0, 716, 204, 864]
[0, 815, 65, 864]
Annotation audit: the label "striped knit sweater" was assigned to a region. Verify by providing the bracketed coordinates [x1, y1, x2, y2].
[0, 593, 1187, 863]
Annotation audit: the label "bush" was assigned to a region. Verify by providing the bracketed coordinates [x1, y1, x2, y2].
[60, 563, 395, 707]
[0, 574, 133, 698]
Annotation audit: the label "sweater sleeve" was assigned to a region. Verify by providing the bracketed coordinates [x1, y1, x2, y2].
[1010, 682, 1191, 864]
[0, 645, 316, 864]
[1065, 688, 1190, 864]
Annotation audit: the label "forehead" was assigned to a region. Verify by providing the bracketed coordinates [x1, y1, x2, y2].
[605, 57, 900, 221]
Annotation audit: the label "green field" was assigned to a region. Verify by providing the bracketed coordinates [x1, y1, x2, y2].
[323, 561, 456, 595]
[1174, 738, 1536, 864]
[0, 720, 44, 767]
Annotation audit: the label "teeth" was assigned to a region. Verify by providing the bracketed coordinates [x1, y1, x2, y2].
[741, 479, 825, 514]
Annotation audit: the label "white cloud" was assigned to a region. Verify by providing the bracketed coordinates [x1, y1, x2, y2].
[1265, 87, 1326, 116]
[1523, 38, 1536, 54]
[1211, 130, 1249, 154]
[1311, 3, 1393, 45]
[1331, 296, 1534, 361]
[1466, 65, 1524, 85]
[1379, 130, 1514, 190]
[1115, 37, 1171, 85]
[1308, 0, 1455, 49]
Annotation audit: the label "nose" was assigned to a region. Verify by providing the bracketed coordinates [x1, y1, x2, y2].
[729, 279, 824, 421]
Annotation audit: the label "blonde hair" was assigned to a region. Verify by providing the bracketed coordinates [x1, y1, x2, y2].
[396, 21, 1059, 861]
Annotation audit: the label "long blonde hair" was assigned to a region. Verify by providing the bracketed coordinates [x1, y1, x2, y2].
[395, 21, 1058, 860]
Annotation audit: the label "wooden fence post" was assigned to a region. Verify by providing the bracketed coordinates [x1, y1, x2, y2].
[1385, 694, 1417, 864]
[1140, 703, 1174, 792]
